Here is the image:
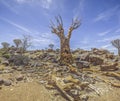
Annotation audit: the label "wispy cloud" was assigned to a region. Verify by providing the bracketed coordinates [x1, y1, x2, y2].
[97, 35, 120, 43]
[14, 0, 53, 9]
[115, 28, 120, 33]
[73, 0, 85, 17]
[32, 32, 59, 49]
[0, 17, 31, 33]
[94, 5, 120, 22]
[1, 0, 19, 14]
[101, 44, 111, 49]
[80, 37, 89, 44]
[0, 16, 58, 49]
[100, 44, 117, 54]
[97, 30, 111, 36]
[40, 0, 53, 9]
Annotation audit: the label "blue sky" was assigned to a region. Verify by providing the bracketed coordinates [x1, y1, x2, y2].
[0, 0, 120, 53]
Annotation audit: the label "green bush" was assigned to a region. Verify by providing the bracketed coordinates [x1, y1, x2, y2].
[2, 54, 11, 59]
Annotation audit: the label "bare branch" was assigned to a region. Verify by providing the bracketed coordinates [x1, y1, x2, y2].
[111, 39, 120, 49]
[67, 17, 81, 39]
[50, 15, 65, 39]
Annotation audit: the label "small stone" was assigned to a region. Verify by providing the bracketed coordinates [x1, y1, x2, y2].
[70, 89, 79, 96]
[39, 80, 47, 84]
[1, 60, 9, 66]
[80, 82, 89, 90]
[3, 80, 12, 86]
[80, 95, 89, 101]
[12, 66, 18, 70]
[16, 75, 24, 81]
[17, 67, 23, 71]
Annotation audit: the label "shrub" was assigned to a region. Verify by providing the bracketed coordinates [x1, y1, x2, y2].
[9, 55, 30, 66]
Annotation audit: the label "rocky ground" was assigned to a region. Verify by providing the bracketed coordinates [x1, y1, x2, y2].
[0, 48, 120, 101]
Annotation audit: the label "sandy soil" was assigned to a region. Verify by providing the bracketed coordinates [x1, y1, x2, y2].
[0, 82, 65, 101]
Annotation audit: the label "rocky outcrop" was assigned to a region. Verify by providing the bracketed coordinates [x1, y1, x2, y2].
[100, 62, 118, 71]
[88, 55, 103, 65]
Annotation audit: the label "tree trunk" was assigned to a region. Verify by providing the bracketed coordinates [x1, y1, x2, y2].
[118, 48, 120, 56]
[60, 38, 73, 64]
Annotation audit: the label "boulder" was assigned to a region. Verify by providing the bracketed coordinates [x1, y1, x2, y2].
[89, 55, 103, 65]
[76, 61, 90, 69]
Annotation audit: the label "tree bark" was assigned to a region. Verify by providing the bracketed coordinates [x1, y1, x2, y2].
[60, 38, 73, 64]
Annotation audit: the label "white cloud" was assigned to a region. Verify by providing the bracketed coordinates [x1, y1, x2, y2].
[97, 30, 111, 36]
[94, 5, 120, 22]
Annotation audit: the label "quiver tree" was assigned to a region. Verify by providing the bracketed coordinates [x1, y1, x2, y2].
[50, 16, 81, 64]
[1, 42, 10, 49]
[13, 39, 22, 48]
[111, 39, 120, 56]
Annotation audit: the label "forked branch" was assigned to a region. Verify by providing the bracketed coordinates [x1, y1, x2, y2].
[67, 17, 81, 39]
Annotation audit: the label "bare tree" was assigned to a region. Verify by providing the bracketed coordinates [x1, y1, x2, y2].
[50, 16, 81, 64]
[13, 39, 22, 48]
[21, 34, 32, 52]
[111, 39, 120, 56]
[49, 43, 54, 50]
[1, 42, 10, 49]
